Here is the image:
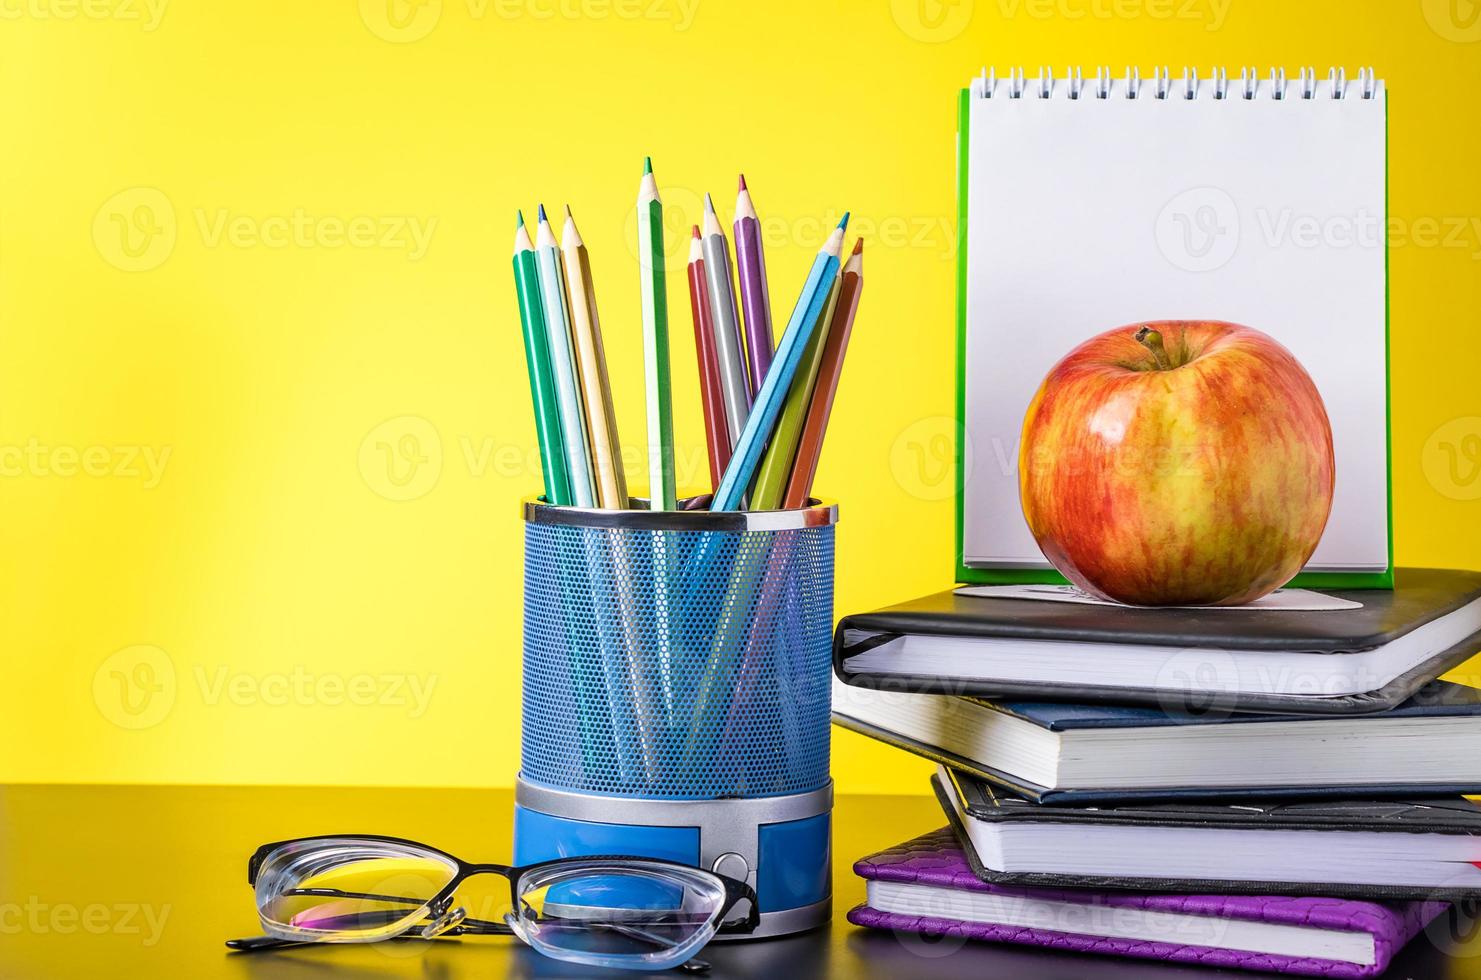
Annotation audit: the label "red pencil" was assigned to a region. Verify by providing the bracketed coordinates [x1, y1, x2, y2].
[687, 226, 730, 489]
[782, 238, 863, 508]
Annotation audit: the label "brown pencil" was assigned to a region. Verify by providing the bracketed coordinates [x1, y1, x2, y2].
[687, 226, 730, 488]
[782, 238, 863, 508]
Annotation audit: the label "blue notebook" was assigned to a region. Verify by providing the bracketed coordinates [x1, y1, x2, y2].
[833, 678, 1481, 805]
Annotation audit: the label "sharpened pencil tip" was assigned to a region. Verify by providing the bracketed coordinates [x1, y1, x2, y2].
[738, 173, 747, 191]
[691, 224, 701, 239]
[838, 212, 850, 230]
[643, 156, 652, 175]
[704, 191, 716, 213]
[852, 238, 863, 255]
[516, 210, 524, 227]
[537, 203, 548, 223]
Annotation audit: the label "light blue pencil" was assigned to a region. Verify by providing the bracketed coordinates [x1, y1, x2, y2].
[535, 204, 596, 507]
[710, 214, 848, 511]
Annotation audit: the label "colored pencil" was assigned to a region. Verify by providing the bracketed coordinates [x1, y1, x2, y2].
[783, 238, 863, 508]
[561, 205, 628, 509]
[534, 204, 596, 508]
[513, 212, 572, 506]
[687, 226, 729, 488]
[734, 174, 773, 397]
[637, 158, 676, 511]
[710, 213, 848, 511]
[748, 268, 842, 510]
[701, 192, 751, 452]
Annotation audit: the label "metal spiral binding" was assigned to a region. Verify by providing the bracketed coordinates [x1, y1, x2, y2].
[1153, 66, 1171, 99]
[975, 66, 1381, 100]
[1067, 66, 1083, 100]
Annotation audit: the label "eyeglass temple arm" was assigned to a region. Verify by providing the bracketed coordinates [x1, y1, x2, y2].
[224, 915, 517, 950]
[225, 915, 516, 953]
[226, 886, 516, 950]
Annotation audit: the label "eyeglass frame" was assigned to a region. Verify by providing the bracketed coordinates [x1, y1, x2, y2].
[228, 833, 761, 966]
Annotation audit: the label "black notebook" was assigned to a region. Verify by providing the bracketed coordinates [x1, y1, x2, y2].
[933, 767, 1481, 901]
[834, 678, 1481, 805]
[835, 568, 1481, 714]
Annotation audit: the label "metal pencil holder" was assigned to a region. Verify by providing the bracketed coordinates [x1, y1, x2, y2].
[513, 497, 837, 938]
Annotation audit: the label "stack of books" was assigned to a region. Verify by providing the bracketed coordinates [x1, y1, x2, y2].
[835, 568, 1481, 977]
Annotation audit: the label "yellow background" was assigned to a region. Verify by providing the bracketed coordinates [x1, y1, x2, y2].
[1, 0, 1478, 792]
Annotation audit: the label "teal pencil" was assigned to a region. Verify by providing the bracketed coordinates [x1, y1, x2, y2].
[513, 212, 571, 505]
[637, 158, 676, 510]
[534, 204, 597, 507]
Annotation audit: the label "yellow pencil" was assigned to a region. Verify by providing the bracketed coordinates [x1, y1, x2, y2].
[560, 205, 627, 509]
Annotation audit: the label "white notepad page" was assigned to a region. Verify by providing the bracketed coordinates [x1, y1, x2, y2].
[961, 69, 1388, 572]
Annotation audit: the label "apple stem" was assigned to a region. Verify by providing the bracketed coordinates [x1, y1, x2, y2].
[1135, 326, 1173, 370]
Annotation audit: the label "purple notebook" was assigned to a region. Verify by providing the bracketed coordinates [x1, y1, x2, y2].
[848, 828, 1447, 978]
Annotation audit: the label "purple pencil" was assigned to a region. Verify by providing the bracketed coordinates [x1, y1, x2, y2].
[734, 174, 773, 397]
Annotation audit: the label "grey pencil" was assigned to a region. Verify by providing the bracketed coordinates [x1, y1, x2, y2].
[701, 192, 751, 449]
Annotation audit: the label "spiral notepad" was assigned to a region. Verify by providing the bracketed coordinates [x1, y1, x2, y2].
[955, 67, 1390, 587]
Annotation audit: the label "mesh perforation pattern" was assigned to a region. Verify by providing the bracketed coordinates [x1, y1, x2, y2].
[521, 521, 834, 800]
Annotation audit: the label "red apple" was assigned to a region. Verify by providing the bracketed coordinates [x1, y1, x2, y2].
[1018, 320, 1334, 606]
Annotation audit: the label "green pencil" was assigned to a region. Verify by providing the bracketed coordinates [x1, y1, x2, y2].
[747, 269, 842, 509]
[637, 157, 676, 510]
[513, 211, 571, 505]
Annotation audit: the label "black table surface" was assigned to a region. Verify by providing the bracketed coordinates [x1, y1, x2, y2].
[2, 784, 1474, 978]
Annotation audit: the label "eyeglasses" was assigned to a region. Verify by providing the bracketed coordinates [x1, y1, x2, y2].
[225, 835, 760, 973]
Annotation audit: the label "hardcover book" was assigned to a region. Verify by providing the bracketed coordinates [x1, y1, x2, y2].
[832, 677, 1481, 804]
[834, 568, 1481, 713]
[849, 827, 1445, 979]
[934, 766, 1481, 900]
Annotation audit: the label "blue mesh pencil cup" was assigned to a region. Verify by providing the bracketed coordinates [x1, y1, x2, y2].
[514, 497, 837, 939]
